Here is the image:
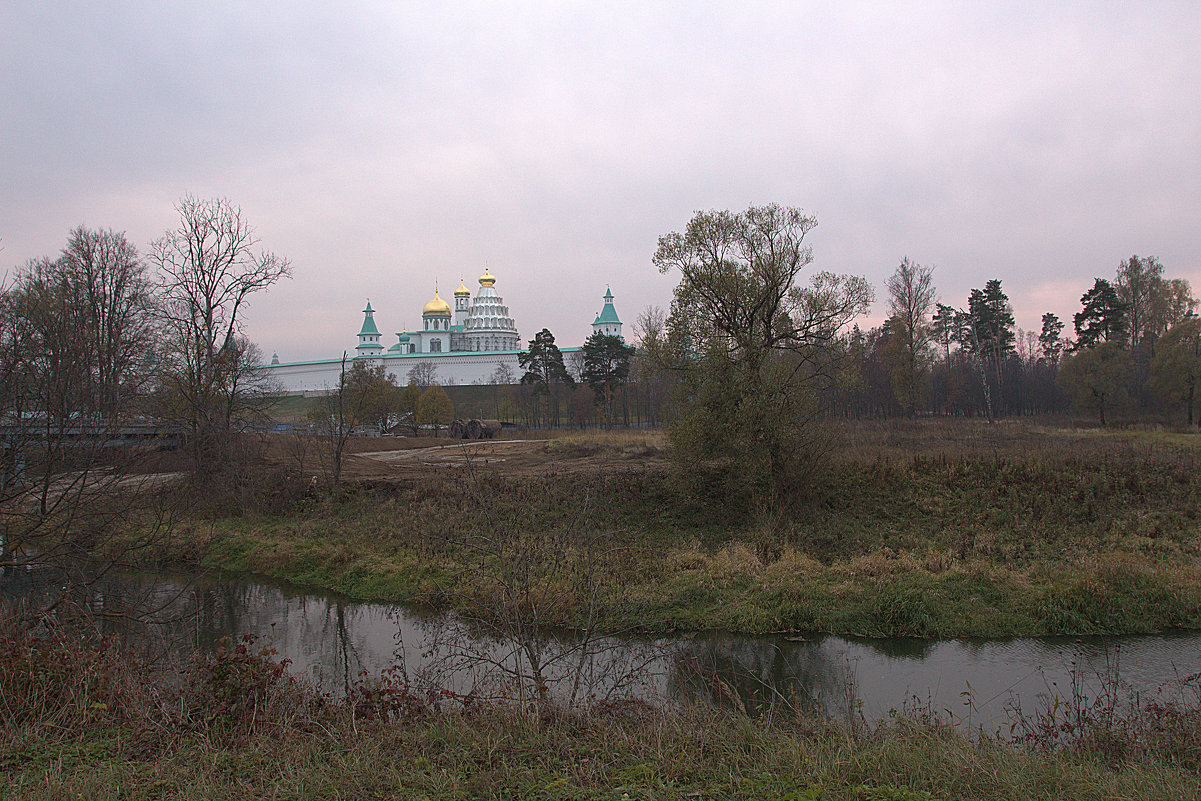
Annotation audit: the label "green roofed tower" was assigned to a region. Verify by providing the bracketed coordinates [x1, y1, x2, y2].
[356, 301, 383, 356]
[592, 285, 623, 339]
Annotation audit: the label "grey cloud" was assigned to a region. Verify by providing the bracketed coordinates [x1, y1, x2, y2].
[3, 2, 1199, 358]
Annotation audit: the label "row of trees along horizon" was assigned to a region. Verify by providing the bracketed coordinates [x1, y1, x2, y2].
[2, 197, 290, 484]
[842, 254, 1198, 426]
[343, 250, 1199, 435]
[4, 199, 1199, 487]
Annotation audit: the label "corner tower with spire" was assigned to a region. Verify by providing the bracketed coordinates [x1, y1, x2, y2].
[356, 301, 384, 356]
[592, 285, 623, 339]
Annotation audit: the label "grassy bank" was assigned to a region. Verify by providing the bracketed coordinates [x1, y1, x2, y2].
[3, 621, 1199, 800]
[155, 420, 1201, 638]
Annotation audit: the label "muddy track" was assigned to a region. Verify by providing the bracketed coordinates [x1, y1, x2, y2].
[259, 433, 665, 481]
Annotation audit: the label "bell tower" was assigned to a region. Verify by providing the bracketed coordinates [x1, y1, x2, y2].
[453, 277, 471, 328]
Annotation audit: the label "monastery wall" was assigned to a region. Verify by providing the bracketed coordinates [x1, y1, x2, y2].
[264, 350, 533, 394]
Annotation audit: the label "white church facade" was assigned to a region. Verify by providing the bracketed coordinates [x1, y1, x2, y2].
[263, 269, 623, 394]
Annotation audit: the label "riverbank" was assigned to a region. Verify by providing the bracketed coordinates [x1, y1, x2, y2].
[152, 420, 1201, 638]
[3, 622, 1198, 800]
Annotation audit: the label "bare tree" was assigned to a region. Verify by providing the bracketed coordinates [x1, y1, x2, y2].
[428, 462, 657, 711]
[885, 257, 936, 414]
[629, 305, 673, 426]
[490, 362, 515, 385]
[150, 196, 290, 472]
[59, 227, 156, 422]
[1115, 255, 1164, 353]
[488, 362, 515, 420]
[633, 305, 667, 352]
[563, 349, 586, 384]
[1, 242, 174, 613]
[8, 231, 157, 509]
[407, 361, 438, 389]
[0, 277, 28, 496]
[311, 354, 370, 491]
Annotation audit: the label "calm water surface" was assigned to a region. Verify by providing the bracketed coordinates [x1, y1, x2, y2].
[7, 569, 1199, 731]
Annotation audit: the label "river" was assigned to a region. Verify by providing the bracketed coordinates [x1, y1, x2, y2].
[5, 567, 1199, 733]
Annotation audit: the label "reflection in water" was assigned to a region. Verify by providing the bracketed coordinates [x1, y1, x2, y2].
[6, 569, 1200, 730]
[672, 635, 856, 720]
[414, 615, 668, 707]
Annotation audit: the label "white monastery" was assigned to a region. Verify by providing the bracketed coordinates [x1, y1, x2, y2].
[264, 269, 623, 394]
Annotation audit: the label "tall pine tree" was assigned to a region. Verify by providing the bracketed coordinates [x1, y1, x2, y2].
[1073, 278, 1127, 350]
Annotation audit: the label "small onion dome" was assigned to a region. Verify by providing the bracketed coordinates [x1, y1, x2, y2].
[478, 268, 496, 287]
[423, 292, 452, 316]
[397, 331, 410, 342]
[454, 279, 470, 297]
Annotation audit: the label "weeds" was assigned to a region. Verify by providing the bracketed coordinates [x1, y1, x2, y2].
[1009, 648, 1201, 769]
[0, 612, 145, 731]
[346, 665, 451, 723]
[543, 429, 667, 459]
[4, 618, 1201, 799]
[187, 634, 329, 740]
[0, 610, 455, 750]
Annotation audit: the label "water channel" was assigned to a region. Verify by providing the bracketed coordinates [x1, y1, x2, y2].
[6, 568, 1200, 734]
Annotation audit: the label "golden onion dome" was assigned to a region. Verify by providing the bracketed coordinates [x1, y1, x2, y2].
[478, 268, 496, 287]
[454, 278, 470, 297]
[422, 291, 452, 316]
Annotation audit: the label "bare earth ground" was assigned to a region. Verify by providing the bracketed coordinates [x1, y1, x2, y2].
[260, 432, 670, 481]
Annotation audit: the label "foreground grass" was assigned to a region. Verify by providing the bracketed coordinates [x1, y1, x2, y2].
[153, 419, 1201, 638]
[11, 712, 1198, 800]
[3, 622, 1199, 800]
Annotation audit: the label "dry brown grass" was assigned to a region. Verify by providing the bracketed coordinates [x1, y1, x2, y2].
[4, 617, 1200, 800]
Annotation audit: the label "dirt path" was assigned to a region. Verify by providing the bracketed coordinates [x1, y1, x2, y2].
[356, 439, 533, 463]
[343, 439, 547, 476]
[258, 432, 664, 481]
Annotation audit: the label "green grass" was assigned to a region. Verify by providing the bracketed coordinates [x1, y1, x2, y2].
[261, 392, 322, 422]
[148, 419, 1201, 638]
[11, 713, 1199, 800]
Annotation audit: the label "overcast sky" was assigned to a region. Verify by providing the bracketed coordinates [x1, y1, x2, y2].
[3, 2, 1199, 362]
